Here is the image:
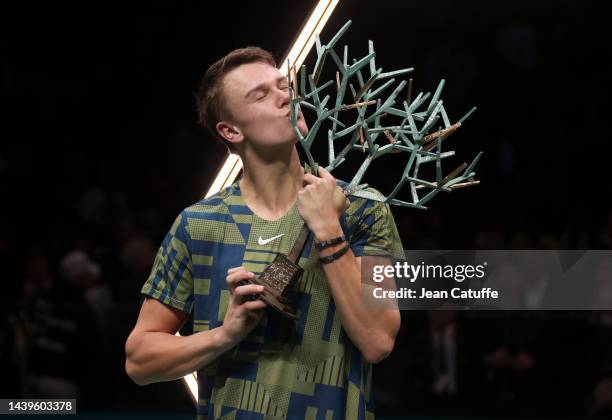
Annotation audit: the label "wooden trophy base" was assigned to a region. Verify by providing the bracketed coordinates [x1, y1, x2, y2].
[251, 254, 303, 319]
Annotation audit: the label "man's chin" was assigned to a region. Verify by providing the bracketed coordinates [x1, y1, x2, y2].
[284, 125, 308, 142]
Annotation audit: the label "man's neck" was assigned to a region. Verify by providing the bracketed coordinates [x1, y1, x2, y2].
[239, 145, 303, 221]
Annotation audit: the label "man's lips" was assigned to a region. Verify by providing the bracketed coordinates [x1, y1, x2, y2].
[285, 111, 303, 120]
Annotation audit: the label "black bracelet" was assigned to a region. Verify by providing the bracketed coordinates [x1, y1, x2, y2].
[315, 235, 346, 250]
[319, 244, 350, 264]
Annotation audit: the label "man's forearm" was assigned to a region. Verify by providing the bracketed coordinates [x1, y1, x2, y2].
[316, 225, 401, 363]
[125, 326, 234, 385]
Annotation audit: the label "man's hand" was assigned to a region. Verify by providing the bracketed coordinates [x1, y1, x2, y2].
[295, 168, 400, 363]
[124, 267, 266, 385]
[220, 267, 267, 345]
[298, 167, 350, 240]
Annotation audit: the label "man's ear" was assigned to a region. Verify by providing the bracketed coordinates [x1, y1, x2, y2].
[216, 120, 244, 147]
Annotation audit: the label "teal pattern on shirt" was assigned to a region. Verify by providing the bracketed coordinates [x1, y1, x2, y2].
[141, 180, 404, 420]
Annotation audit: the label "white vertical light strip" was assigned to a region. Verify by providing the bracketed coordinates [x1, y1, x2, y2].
[204, 153, 242, 198]
[203, 0, 340, 198]
[184, 0, 341, 404]
[183, 369, 199, 404]
[282, 0, 340, 76]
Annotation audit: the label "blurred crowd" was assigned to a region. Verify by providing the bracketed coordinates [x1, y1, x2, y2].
[0, 170, 199, 412]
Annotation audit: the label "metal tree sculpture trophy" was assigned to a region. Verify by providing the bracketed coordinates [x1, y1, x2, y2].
[253, 20, 482, 319]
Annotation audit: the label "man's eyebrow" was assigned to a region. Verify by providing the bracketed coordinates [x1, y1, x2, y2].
[245, 76, 288, 98]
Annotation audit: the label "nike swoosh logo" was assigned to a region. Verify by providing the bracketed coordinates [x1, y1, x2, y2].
[258, 234, 284, 245]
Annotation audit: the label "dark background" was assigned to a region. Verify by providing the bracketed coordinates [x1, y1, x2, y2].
[2, 0, 611, 418]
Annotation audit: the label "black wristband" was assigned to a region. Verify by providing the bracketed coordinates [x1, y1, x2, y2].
[319, 244, 350, 264]
[315, 235, 347, 250]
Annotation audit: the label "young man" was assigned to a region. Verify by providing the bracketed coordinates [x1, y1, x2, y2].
[125, 47, 404, 419]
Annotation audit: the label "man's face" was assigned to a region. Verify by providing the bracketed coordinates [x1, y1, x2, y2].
[221, 62, 308, 149]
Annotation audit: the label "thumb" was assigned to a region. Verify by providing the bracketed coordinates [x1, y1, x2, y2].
[343, 197, 351, 212]
[317, 166, 335, 181]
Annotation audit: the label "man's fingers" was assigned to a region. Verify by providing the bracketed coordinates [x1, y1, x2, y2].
[226, 270, 255, 292]
[317, 166, 335, 181]
[227, 270, 253, 285]
[242, 300, 267, 311]
[227, 266, 244, 275]
[234, 283, 264, 297]
[302, 173, 320, 186]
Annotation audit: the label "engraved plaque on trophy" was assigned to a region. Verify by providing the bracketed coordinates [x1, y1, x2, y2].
[244, 224, 309, 320]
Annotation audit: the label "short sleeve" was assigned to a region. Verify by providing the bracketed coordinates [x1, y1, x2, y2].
[348, 197, 405, 261]
[141, 212, 194, 313]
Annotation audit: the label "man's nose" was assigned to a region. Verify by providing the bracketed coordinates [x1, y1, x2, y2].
[277, 86, 290, 108]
